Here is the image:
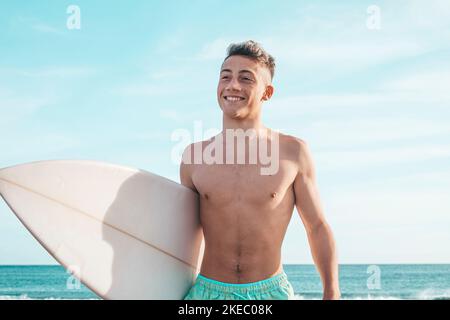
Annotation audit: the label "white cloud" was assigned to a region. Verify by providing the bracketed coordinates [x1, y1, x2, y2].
[301, 118, 450, 147]
[0, 91, 52, 125]
[194, 36, 261, 61]
[315, 145, 450, 172]
[159, 109, 182, 122]
[0, 65, 95, 125]
[333, 226, 450, 264]
[197, 35, 423, 72]
[148, 69, 187, 80]
[404, 0, 450, 30]
[242, 1, 450, 76]
[323, 188, 450, 262]
[383, 70, 450, 93]
[153, 27, 192, 55]
[195, 38, 231, 61]
[268, 39, 428, 71]
[115, 83, 175, 97]
[378, 170, 450, 187]
[323, 180, 450, 263]
[264, 68, 450, 150]
[0, 134, 81, 160]
[0, 66, 97, 78]
[23, 67, 96, 78]
[12, 16, 64, 35]
[132, 132, 168, 141]
[282, 167, 450, 263]
[266, 92, 449, 121]
[268, 94, 383, 116]
[327, 185, 450, 226]
[32, 23, 63, 35]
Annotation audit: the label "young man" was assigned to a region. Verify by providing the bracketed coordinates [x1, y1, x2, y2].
[180, 40, 340, 300]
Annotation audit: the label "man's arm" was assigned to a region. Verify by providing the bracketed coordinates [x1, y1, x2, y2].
[180, 143, 197, 192]
[293, 139, 340, 300]
[180, 143, 204, 274]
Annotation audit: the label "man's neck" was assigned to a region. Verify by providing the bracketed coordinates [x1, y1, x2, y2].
[222, 113, 268, 134]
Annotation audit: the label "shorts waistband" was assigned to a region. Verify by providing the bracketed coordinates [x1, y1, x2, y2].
[195, 272, 289, 293]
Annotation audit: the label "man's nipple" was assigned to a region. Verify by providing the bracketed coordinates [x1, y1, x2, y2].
[271, 192, 277, 199]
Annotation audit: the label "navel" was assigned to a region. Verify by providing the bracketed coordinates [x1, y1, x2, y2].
[204, 193, 209, 200]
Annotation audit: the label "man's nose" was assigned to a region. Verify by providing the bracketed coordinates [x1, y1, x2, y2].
[225, 78, 241, 91]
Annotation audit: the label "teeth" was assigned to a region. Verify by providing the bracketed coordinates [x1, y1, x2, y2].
[225, 96, 244, 101]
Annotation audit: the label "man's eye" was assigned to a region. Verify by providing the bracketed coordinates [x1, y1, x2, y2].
[221, 76, 229, 80]
[242, 77, 252, 81]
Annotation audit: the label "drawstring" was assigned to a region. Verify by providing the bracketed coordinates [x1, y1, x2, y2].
[232, 291, 252, 299]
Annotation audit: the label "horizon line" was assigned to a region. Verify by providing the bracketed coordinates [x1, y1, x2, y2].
[1, 263, 450, 267]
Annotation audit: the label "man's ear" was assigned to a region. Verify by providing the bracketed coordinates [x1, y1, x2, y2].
[262, 85, 274, 101]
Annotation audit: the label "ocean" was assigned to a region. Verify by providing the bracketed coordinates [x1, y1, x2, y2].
[0, 264, 449, 300]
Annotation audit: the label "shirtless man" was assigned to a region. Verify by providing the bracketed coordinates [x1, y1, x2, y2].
[181, 40, 340, 300]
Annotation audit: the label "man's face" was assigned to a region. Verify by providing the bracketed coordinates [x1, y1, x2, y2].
[217, 55, 273, 119]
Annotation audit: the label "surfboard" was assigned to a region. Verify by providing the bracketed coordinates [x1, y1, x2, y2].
[0, 160, 204, 300]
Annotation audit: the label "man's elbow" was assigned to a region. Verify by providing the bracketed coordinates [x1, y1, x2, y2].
[307, 219, 331, 236]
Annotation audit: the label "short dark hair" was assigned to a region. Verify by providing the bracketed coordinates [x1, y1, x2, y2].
[224, 40, 276, 80]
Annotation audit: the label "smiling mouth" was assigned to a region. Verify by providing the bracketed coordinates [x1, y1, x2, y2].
[224, 96, 245, 102]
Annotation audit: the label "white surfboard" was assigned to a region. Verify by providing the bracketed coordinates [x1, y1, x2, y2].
[0, 160, 204, 300]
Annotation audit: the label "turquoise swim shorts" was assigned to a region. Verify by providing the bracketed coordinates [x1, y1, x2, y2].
[183, 272, 295, 300]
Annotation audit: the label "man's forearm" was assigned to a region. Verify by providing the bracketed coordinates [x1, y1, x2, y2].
[307, 222, 340, 299]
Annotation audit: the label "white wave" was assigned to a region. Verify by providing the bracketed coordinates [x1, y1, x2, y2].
[2, 291, 448, 300]
[347, 294, 402, 300]
[293, 293, 403, 300]
[0, 294, 32, 300]
[416, 289, 450, 300]
[0, 294, 99, 300]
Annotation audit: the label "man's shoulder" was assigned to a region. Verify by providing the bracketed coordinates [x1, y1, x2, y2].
[183, 137, 215, 151]
[180, 137, 215, 167]
[278, 132, 308, 156]
[277, 132, 314, 175]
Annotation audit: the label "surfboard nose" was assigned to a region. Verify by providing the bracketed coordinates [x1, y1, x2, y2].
[0, 162, 36, 194]
[0, 165, 15, 196]
[0, 161, 42, 180]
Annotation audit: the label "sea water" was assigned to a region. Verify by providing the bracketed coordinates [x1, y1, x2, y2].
[1, 264, 449, 300]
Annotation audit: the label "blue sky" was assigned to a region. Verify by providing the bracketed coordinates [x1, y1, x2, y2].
[1, 0, 449, 264]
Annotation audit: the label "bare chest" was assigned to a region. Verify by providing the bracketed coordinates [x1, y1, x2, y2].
[191, 160, 298, 208]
